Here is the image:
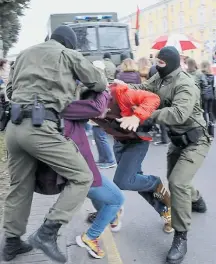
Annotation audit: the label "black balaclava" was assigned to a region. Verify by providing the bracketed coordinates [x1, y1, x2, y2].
[51, 26, 77, 49]
[156, 46, 180, 78]
[103, 52, 111, 59]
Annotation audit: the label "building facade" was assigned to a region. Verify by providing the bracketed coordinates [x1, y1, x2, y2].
[120, 0, 216, 63]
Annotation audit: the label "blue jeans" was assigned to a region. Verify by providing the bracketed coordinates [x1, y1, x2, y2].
[113, 140, 165, 214]
[87, 175, 124, 239]
[85, 123, 92, 132]
[92, 126, 115, 163]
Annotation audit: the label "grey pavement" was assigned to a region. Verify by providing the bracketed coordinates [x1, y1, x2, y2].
[0, 136, 216, 264]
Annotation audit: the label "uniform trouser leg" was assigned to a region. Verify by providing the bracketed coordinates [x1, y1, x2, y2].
[3, 120, 93, 237]
[167, 138, 210, 231]
[167, 144, 201, 205]
[3, 131, 37, 238]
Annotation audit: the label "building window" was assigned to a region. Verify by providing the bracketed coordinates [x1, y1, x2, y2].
[213, 29, 216, 39]
[163, 17, 168, 33]
[189, 0, 193, 8]
[198, 6, 206, 24]
[213, 9, 216, 17]
[149, 21, 154, 35]
[180, 1, 183, 11]
[170, 5, 174, 13]
[171, 21, 175, 30]
[179, 12, 184, 29]
[189, 16, 193, 25]
[200, 0, 205, 6]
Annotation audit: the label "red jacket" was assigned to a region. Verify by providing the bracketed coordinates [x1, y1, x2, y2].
[110, 83, 160, 123]
[94, 83, 160, 141]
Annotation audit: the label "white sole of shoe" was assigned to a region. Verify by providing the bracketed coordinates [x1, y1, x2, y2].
[75, 236, 103, 259]
[163, 227, 174, 234]
[99, 164, 117, 169]
[110, 207, 124, 233]
[111, 221, 122, 233]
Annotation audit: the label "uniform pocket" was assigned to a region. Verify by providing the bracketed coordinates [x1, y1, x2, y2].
[180, 139, 210, 163]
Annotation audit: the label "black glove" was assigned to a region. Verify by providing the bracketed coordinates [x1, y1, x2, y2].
[137, 118, 155, 132]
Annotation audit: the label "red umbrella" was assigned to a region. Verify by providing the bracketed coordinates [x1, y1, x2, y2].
[152, 34, 200, 52]
[212, 65, 216, 75]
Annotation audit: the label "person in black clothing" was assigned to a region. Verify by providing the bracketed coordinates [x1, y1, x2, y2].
[200, 61, 215, 137]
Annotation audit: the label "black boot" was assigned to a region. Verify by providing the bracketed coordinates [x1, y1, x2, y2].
[3, 237, 33, 261]
[192, 196, 207, 213]
[166, 231, 187, 264]
[28, 219, 67, 263]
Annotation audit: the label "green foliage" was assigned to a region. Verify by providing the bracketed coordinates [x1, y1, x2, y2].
[0, 0, 30, 56]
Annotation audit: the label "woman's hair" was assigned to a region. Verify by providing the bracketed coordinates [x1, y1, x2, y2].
[121, 58, 138, 72]
[0, 59, 7, 69]
[200, 60, 212, 74]
[137, 57, 150, 78]
[187, 58, 198, 72]
[137, 57, 150, 71]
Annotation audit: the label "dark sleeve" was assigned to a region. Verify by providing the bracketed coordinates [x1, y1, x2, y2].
[62, 91, 110, 120]
[65, 50, 107, 92]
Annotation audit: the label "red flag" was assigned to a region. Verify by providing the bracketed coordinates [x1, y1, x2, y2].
[135, 5, 140, 32]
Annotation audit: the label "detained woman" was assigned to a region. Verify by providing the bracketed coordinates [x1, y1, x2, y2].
[88, 82, 173, 234]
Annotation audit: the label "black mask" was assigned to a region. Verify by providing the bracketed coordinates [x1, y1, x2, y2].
[51, 26, 77, 50]
[156, 46, 180, 78]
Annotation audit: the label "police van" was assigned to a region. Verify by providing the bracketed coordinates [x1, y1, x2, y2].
[46, 12, 137, 65]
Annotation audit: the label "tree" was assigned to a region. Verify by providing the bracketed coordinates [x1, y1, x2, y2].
[0, 0, 30, 57]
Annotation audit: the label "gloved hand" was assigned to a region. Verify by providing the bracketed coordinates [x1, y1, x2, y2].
[137, 118, 155, 132]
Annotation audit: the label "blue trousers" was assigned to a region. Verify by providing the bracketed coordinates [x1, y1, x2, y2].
[92, 126, 115, 163]
[113, 140, 165, 214]
[87, 175, 124, 239]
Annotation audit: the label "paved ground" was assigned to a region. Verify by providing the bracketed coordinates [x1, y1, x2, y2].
[0, 136, 216, 264]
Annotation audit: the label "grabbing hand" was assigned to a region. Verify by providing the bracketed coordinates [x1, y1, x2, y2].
[116, 115, 140, 132]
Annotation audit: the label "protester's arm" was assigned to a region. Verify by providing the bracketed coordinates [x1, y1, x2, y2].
[62, 91, 110, 120]
[126, 89, 160, 122]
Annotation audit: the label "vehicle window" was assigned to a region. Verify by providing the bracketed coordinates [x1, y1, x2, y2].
[98, 26, 129, 50]
[72, 26, 97, 51]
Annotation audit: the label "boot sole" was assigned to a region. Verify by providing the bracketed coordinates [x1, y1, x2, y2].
[28, 234, 67, 263]
[166, 256, 185, 264]
[3, 246, 33, 261]
[192, 209, 207, 213]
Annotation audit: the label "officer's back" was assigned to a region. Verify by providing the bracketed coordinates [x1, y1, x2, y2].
[2, 26, 107, 263]
[8, 29, 106, 112]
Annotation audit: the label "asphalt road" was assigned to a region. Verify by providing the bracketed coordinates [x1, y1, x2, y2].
[0, 136, 215, 264]
[92, 137, 216, 264]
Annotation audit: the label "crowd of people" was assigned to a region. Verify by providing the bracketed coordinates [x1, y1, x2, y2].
[0, 25, 214, 264]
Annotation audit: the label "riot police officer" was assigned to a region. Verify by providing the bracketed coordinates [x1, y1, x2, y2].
[2, 26, 107, 263]
[122, 46, 210, 264]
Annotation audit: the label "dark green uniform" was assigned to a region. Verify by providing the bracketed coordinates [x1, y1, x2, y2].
[131, 67, 210, 232]
[4, 39, 107, 238]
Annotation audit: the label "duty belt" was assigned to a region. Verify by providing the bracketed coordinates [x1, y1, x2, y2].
[22, 109, 59, 123]
[168, 127, 204, 148]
